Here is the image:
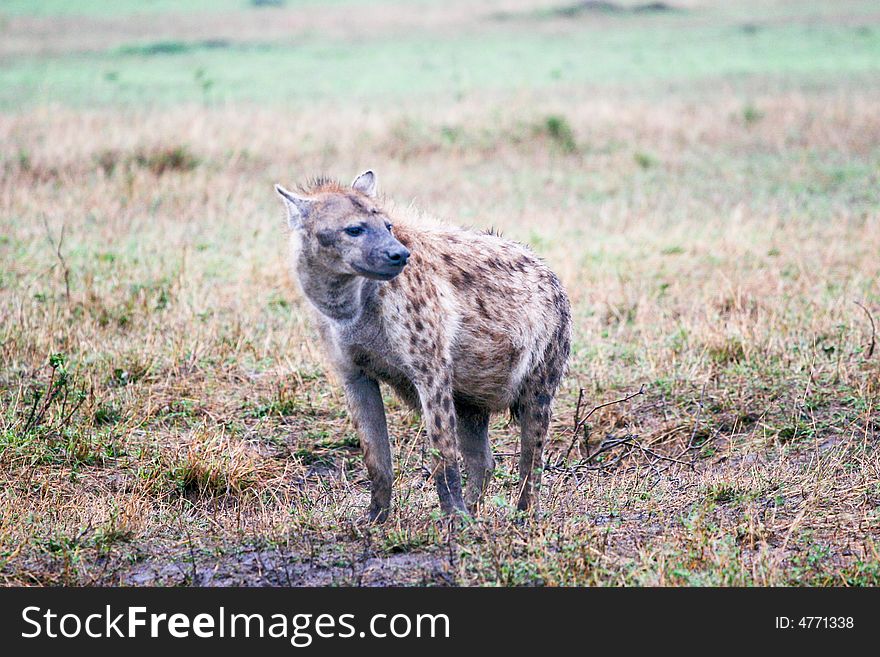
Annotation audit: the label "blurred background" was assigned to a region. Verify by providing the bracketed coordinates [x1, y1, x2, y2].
[4, 0, 880, 108]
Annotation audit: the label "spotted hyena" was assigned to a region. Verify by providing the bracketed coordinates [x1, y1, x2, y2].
[275, 171, 571, 521]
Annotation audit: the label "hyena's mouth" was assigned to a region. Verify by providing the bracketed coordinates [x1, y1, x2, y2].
[351, 263, 406, 281]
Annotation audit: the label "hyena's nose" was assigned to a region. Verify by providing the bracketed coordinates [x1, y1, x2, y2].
[385, 247, 410, 267]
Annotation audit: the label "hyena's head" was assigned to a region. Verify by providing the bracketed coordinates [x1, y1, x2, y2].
[275, 170, 410, 281]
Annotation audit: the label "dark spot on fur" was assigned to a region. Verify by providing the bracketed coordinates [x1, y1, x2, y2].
[476, 296, 490, 319]
[450, 267, 475, 290]
[434, 415, 442, 430]
[316, 229, 336, 248]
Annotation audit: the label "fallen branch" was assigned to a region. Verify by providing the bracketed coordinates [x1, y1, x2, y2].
[564, 384, 645, 464]
[547, 436, 636, 473]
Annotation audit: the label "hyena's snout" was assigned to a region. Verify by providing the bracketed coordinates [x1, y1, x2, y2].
[382, 244, 410, 268]
[361, 239, 410, 280]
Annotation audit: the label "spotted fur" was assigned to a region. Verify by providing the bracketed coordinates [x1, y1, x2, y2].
[275, 171, 571, 520]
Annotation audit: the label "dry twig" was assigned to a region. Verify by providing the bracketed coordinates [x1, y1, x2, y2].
[42, 215, 70, 303]
[854, 301, 876, 359]
[563, 384, 645, 464]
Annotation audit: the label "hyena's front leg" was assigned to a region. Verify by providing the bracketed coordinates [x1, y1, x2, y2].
[343, 372, 393, 523]
[416, 371, 467, 516]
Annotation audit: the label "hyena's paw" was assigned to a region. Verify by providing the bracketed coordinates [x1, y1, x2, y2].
[361, 504, 390, 525]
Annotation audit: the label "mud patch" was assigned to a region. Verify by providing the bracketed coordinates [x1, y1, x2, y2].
[117, 546, 455, 587]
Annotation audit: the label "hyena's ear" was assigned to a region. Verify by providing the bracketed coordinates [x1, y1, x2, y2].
[351, 170, 377, 198]
[275, 184, 313, 229]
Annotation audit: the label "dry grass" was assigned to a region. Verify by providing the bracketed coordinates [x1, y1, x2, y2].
[1, 2, 879, 586]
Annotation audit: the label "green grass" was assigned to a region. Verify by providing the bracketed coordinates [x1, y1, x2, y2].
[2, 18, 879, 109]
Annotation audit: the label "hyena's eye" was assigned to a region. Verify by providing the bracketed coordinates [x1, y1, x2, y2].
[385, 223, 393, 232]
[344, 226, 365, 237]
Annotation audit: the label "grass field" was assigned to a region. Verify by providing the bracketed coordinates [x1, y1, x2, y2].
[1, 0, 879, 586]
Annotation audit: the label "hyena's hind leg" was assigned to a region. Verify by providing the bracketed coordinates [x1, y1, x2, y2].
[455, 401, 495, 513]
[513, 385, 553, 514]
[513, 329, 569, 514]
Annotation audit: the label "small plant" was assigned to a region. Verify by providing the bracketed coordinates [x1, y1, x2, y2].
[706, 483, 739, 504]
[93, 403, 122, 426]
[634, 151, 656, 169]
[541, 115, 577, 153]
[19, 353, 87, 438]
[16, 149, 31, 171]
[133, 145, 199, 175]
[742, 103, 764, 125]
[440, 125, 464, 145]
[0, 354, 124, 468]
[776, 420, 814, 443]
[266, 292, 291, 313]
